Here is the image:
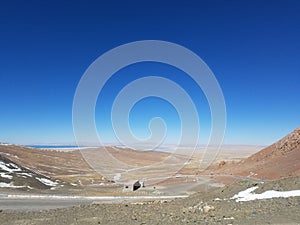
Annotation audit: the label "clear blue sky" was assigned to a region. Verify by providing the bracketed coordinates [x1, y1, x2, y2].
[0, 0, 299, 145]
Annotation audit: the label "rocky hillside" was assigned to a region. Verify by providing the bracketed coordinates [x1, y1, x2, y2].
[0, 154, 62, 191]
[217, 126, 300, 180]
[0, 144, 103, 186]
[275, 126, 300, 154]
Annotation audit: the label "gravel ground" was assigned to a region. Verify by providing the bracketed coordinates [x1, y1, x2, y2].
[0, 176, 299, 225]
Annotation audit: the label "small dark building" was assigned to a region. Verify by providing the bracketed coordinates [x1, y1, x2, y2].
[133, 180, 141, 191]
[123, 180, 143, 191]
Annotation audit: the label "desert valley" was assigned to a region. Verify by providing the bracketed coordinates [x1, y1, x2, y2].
[0, 126, 299, 224]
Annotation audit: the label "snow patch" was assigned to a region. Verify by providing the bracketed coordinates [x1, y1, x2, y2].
[0, 172, 13, 179]
[0, 161, 21, 172]
[0, 182, 25, 188]
[36, 177, 58, 187]
[19, 172, 33, 177]
[231, 186, 300, 202]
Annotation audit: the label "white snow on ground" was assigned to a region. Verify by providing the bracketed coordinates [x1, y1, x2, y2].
[231, 186, 300, 202]
[0, 161, 33, 180]
[0, 159, 60, 189]
[35, 177, 58, 187]
[0, 172, 12, 179]
[0, 162, 21, 172]
[0, 182, 25, 188]
[18, 172, 33, 177]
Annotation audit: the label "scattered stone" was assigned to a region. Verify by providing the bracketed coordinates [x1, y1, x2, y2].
[203, 205, 215, 213]
[219, 160, 226, 167]
[223, 216, 235, 220]
[131, 215, 137, 220]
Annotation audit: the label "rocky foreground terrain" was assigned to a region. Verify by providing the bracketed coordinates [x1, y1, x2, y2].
[0, 176, 299, 225]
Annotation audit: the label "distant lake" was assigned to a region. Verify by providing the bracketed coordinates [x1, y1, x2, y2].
[26, 145, 101, 152]
[27, 145, 80, 149]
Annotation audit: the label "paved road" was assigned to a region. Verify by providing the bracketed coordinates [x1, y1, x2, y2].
[0, 195, 188, 211]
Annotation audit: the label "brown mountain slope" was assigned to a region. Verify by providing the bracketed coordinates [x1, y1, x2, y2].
[0, 145, 103, 185]
[217, 126, 300, 180]
[0, 145, 173, 185]
[0, 154, 62, 191]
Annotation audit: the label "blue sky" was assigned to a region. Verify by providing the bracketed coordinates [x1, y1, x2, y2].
[0, 0, 299, 145]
